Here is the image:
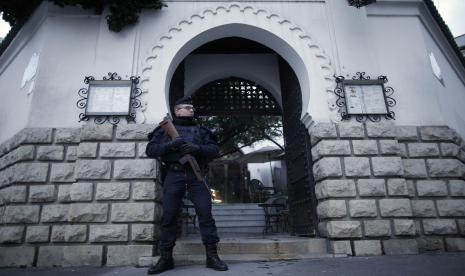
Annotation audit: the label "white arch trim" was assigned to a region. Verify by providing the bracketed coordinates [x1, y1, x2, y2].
[139, 2, 337, 129]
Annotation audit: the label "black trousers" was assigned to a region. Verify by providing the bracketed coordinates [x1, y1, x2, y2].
[159, 170, 220, 249]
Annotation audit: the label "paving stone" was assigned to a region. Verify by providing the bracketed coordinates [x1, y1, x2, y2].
[411, 200, 437, 217]
[440, 143, 460, 157]
[37, 245, 103, 266]
[37, 145, 65, 160]
[111, 203, 157, 222]
[349, 200, 377, 217]
[457, 219, 465, 235]
[132, 224, 157, 241]
[20, 128, 53, 143]
[402, 159, 428, 178]
[393, 219, 416, 236]
[310, 123, 337, 145]
[0, 226, 24, 243]
[0, 185, 27, 203]
[57, 185, 72, 202]
[80, 124, 113, 141]
[29, 185, 56, 202]
[50, 163, 75, 182]
[379, 140, 401, 155]
[313, 157, 342, 181]
[423, 219, 457, 235]
[319, 221, 362, 238]
[55, 127, 81, 143]
[364, 220, 391, 237]
[41, 204, 70, 222]
[0, 246, 35, 267]
[68, 203, 108, 222]
[90, 225, 128, 242]
[113, 159, 157, 179]
[417, 237, 445, 252]
[445, 238, 465, 252]
[116, 124, 156, 140]
[315, 179, 356, 199]
[344, 157, 370, 177]
[449, 180, 465, 196]
[372, 157, 403, 176]
[138, 142, 148, 158]
[0, 145, 34, 170]
[419, 126, 458, 142]
[66, 146, 78, 161]
[337, 123, 365, 138]
[408, 143, 440, 157]
[317, 200, 347, 218]
[100, 142, 136, 158]
[416, 180, 448, 197]
[26, 226, 50, 243]
[312, 140, 351, 160]
[437, 200, 465, 216]
[3, 205, 40, 223]
[357, 179, 386, 197]
[70, 182, 93, 201]
[52, 225, 87, 242]
[387, 178, 409, 196]
[396, 126, 418, 141]
[398, 143, 408, 157]
[353, 240, 382, 256]
[9, 163, 49, 184]
[366, 121, 396, 138]
[77, 143, 98, 158]
[96, 182, 130, 200]
[106, 245, 153, 266]
[379, 199, 413, 217]
[383, 239, 418, 255]
[75, 160, 111, 180]
[426, 159, 464, 177]
[330, 240, 353, 255]
[352, 140, 378, 155]
[406, 180, 416, 197]
[133, 181, 162, 201]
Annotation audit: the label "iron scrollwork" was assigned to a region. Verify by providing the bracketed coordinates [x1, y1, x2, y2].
[76, 72, 142, 125]
[333, 72, 396, 123]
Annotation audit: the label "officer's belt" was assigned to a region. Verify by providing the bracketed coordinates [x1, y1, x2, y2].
[167, 163, 192, 172]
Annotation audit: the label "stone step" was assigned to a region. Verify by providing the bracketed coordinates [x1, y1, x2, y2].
[211, 204, 263, 210]
[211, 209, 264, 215]
[139, 236, 331, 267]
[215, 220, 265, 227]
[213, 214, 265, 221]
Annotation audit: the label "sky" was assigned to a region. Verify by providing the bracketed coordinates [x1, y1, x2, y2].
[0, 1, 464, 38]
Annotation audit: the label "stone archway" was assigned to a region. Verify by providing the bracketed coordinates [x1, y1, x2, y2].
[139, 2, 336, 128]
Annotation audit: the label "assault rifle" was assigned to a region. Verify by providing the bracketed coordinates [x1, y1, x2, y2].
[159, 114, 204, 182]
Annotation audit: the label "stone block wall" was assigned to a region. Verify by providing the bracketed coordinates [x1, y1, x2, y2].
[311, 122, 465, 256]
[0, 124, 162, 267]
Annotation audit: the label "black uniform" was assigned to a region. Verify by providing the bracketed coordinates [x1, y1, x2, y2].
[146, 117, 220, 250]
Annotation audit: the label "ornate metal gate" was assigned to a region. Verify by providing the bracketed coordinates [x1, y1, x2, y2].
[279, 58, 318, 236]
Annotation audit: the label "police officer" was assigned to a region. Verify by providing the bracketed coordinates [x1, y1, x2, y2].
[146, 96, 228, 274]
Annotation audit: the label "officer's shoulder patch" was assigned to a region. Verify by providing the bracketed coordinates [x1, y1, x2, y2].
[147, 126, 163, 140]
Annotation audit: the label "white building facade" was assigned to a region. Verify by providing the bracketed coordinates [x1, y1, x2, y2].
[1, 0, 465, 266]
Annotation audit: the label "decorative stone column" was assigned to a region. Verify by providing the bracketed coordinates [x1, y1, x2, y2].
[310, 122, 465, 256]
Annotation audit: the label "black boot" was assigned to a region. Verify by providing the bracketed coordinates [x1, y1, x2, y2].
[205, 243, 228, 271]
[147, 247, 174, 275]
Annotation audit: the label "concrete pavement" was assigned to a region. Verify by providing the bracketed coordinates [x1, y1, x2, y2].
[1, 253, 465, 276]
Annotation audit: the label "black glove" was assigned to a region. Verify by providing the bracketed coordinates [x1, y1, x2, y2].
[180, 141, 201, 155]
[166, 137, 185, 151]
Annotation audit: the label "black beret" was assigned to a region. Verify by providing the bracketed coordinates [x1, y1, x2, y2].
[174, 96, 193, 106]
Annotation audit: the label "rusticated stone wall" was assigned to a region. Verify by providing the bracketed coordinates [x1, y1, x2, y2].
[310, 122, 465, 256]
[0, 124, 163, 267]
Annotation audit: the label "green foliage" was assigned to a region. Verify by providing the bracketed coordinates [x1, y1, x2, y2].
[197, 116, 283, 157]
[0, 0, 166, 56]
[0, 0, 166, 31]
